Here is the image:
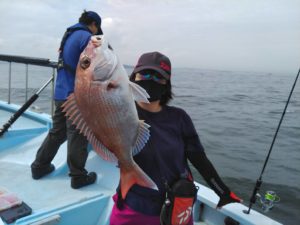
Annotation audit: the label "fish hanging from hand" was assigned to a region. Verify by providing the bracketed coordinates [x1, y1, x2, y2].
[62, 35, 157, 198]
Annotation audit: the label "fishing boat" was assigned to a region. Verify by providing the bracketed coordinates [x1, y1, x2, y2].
[0, 55, 282, 225]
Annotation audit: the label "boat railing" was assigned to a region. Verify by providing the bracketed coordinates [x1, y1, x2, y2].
[0, 54, 57, 115]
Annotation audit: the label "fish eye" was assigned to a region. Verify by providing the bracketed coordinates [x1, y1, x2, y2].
[80, 56, 91, 69]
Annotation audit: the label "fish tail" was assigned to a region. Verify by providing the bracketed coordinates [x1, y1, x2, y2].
[120, 163, 158, 199]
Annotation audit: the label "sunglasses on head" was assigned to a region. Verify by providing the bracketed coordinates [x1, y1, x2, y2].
[137, 71, 167, 84]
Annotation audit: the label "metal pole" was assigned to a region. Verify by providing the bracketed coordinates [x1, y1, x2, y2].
[25, 64, 29, 101]
[8, 62, 12, 104]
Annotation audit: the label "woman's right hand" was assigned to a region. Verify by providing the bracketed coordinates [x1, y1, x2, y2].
[217, 191, 243, 208]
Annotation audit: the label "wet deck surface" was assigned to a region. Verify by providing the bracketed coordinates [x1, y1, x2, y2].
[0, 127, 119, 217]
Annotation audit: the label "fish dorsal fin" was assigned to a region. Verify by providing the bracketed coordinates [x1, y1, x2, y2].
[62, 94, 117, 162]
[132, 120, 151, 156]
[129, 81, 150, 103]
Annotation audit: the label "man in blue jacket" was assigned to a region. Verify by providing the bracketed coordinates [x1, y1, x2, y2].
[31, 10, 103, 189]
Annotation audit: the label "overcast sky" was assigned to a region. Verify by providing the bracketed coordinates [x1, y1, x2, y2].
[0, 0, 299, 73]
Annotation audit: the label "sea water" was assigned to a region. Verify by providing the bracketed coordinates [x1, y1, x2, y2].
[0, 62, 299, 224]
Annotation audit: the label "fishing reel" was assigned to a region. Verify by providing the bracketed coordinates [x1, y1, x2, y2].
[256, 191, 280, 212]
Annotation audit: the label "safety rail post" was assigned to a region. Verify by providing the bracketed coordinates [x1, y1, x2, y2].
[8, 62, 12, 104]
[25, 64, 29, 101]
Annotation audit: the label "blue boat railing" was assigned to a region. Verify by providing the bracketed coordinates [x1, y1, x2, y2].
[0, 54, 57, 115]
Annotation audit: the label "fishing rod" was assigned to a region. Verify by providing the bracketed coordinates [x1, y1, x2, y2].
[0, 77, 54, 137]
[244, 67, 300, 214]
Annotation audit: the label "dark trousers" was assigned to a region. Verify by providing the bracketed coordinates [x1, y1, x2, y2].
[31, 100, 88, 177]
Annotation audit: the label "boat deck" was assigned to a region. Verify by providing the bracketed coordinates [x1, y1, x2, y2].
[0, 143, 117, 212]
[0, 102, 119, 225]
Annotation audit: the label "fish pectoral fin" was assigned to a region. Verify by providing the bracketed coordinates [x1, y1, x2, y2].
[132, 120, 151, 156]
[129, 81, 150, 103]
[120, 163, 158, 199]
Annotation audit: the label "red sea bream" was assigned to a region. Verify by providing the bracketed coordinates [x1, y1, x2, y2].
[62, 35, 157, 198]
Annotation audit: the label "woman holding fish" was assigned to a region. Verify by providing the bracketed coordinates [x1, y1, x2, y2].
[109, 52, 242, 225]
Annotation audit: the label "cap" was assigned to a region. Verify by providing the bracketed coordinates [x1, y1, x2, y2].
[87, 11, 103, 35]
[132, 52, 171, 80]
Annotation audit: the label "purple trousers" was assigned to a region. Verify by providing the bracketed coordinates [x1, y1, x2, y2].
[109, 194, 193, 225]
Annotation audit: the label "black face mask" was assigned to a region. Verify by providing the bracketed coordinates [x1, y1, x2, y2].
[135, 80, 166, 102]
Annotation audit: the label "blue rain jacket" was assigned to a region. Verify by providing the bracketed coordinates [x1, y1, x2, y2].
[54, 23, 92, 100]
